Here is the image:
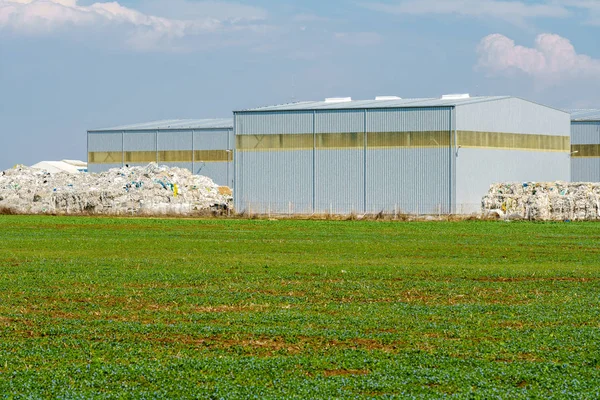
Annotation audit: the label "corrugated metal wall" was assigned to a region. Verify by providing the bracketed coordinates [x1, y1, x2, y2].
[456, 97, 570, 135]
[571, 122, 600, 182]
[235, 112, 314, 214]
[234, 108, 453, 215]
[315, 110, 365, 214]
[87, 132, 123, 173]
[88, 129, 233, 187]
[366, 108, 454, 214]
[455, 98, 571, 212]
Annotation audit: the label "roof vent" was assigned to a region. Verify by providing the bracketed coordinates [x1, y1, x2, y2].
[325, 97, 352, 103]
[441, 93, 470, 100]
[375, 96, 402, 101]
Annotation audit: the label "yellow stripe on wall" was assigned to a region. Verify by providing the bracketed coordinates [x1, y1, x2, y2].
[571, 144, 600, 158]
[194, 150, 232, 162]
[88, 150, 233, 164]
[88, 152, 122, 164]
[457, 131, 570, 152]
[236, 131, 569, 152]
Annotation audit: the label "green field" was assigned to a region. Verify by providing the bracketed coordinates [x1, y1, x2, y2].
[0, 216, 598, 399]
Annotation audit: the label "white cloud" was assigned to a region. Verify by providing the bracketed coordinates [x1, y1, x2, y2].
[361, 0, 600, 26]
[138, 0, 267, 22]
[0, 0, 267, 51]
[476, 33, 600, 80]
[361, 0, 570, 24]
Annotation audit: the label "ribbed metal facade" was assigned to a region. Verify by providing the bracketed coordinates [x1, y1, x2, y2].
[235, 108, 453, 215]
[87, 120, 234, 187]
[234, 97, 571, 215]
[455, 98, 571, 212]
[571, 121, 600, 182]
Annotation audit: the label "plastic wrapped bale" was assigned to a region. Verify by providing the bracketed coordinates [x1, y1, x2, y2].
[482, 182, 600, 221]
[0, 163, 232, 216]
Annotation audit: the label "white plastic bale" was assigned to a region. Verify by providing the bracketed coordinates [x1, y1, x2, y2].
[482, 182, 600, 221]
[0, 163, 231, 216]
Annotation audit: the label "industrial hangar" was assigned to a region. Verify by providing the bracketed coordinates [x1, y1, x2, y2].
[87, 119, 234, 188]
[234, 95, 571, 215]
[569, 110, 600, 182]
[87, 95, 575, 215]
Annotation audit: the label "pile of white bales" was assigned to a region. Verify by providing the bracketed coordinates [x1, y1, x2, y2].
[482, 182, 600, 221]
[0, 163, 231, 216]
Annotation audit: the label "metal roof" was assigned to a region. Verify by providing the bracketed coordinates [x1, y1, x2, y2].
[89, 118, 233, 132]
[237, 96, 513, 112]
[568, 109, 600, 122]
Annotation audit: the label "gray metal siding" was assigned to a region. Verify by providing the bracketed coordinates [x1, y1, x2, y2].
[235, 150, 313, 214]
[572, 158, 600, 182]
[571, 122, 600, 182]
[314, 110, 365, 214]
[193, 129, 230, 150]
[571, 122, 600, 145]
[456, 149, 570, 213]
[235, 111, 313, 135]
[234, 108, 454, 215]
[366, 108, 453, 214]
[368, 108, 453, 132]
[88, 132, 122, 152]
[457, 97, 570, 135]
[234, 111, 314, 213]
[124, 131, 156, 151]
[158, 131, 191, 150]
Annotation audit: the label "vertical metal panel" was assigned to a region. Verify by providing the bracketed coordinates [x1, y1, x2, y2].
[456, 149, 570, 213]
[368, 107, 453, 132]
[314, 110, 364, 214]
[228, 129, 234, 189]
[87, 132, 124, 173]
[572, 158, 600, 182]
[235, 108, 455, 215]
[571, 122, 600, 145]
[193, 129, 230, 150]
[236, 111, 313, 135]
[571, 122, 600, 182]
[456, 97, 570, 136]
[456, 102, 571, 212]
[235, 150, 313, 214]
[124, 131, 157, 151]
[366, 108, 453, 215]
[158, 130, 192, 150]
[88, 132, 123, 151]
[235, 111, 314, 212]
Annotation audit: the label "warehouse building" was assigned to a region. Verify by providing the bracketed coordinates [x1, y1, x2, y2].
[569, 110, 600, 182]
[88, 119, 234, 187]
[234, 95, 571, 215]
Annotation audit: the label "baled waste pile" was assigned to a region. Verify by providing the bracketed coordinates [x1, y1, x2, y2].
[0, 163, 232, 216]
[482, 182, 600, 221]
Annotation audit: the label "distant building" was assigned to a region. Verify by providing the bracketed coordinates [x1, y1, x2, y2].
[234, 95, 571, 215]
[569, 110, 600, 182]
[31, 160, 87, 174]
[87, 119, 234, 187]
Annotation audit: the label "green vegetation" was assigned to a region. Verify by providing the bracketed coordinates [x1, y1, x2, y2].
[0, 216, 598, 399]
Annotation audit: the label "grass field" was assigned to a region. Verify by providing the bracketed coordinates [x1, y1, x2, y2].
[0, 216, 598, 399]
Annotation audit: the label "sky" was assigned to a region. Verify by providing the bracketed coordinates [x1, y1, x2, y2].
[1, 0, 599, 169]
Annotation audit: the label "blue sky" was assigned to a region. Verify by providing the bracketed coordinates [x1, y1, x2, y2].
[1, 0, 599, 169]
